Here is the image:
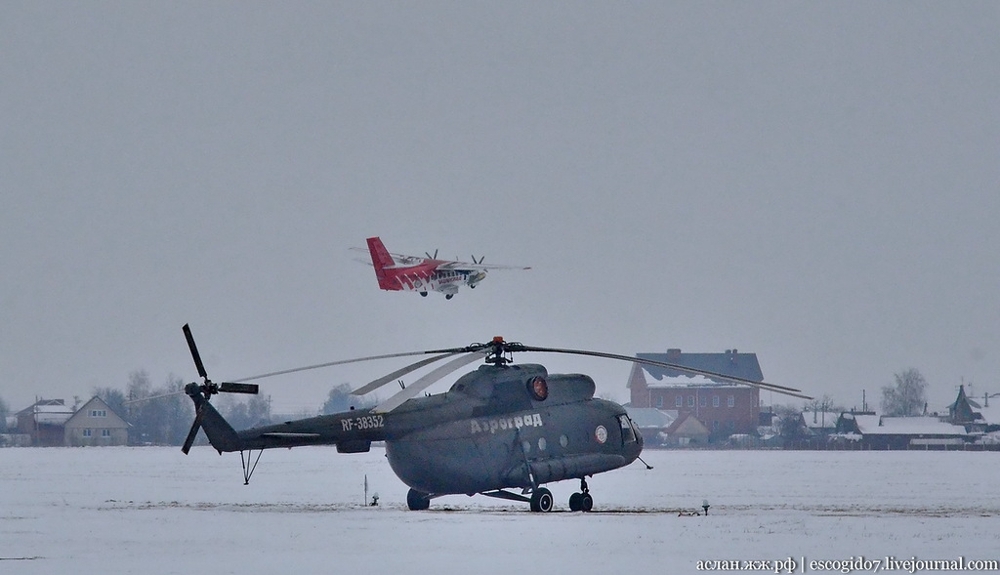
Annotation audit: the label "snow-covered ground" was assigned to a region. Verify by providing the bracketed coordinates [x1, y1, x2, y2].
[3, 447, 999, 574]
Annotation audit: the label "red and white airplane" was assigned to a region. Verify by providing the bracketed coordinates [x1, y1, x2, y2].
[358, 236, 530, 299]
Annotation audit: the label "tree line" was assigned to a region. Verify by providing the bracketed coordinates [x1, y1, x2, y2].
[0, 367, 930, 444]
[91, 372, 371, 446]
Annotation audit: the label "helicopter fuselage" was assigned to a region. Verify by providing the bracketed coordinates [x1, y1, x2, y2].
[198, 363, 643, 498]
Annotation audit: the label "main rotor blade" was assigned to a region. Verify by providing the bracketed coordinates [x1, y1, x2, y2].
[183, 324, 208, 380]
[516, 345, 812, 400]
[351, 353, 458, 396]
[181, 403, 206, 454]
[123, 390, 185, 405]
[373, 351, 486, 413]
[232, 347, 472, 383]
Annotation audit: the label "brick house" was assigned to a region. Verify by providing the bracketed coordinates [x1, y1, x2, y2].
[14, 399, 75, 446]
[627, 348, 763, 441]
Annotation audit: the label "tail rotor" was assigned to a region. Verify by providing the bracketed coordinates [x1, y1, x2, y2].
[181, 324, 259, 453]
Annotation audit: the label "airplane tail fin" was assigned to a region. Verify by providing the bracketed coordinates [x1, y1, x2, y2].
[366, 236, 397, 290]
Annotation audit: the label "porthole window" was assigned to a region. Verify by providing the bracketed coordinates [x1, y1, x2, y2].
[538, 437, 547, 451]
[559, 435, 568, 448]
[522, 440, 531, 454]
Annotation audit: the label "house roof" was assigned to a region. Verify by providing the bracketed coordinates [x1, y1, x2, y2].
[16, 400, 74, 425]
[625, 407, 677, 429]
[865, 416, 967, 436]
[664, 412, 710, 436]
[801, 410, 839, 430]
[975, 404, 1000, 425]
[634, 349, 763, 387]
[65, 396, 130, 429]
[841, 413, 882, 434]
[962, 397, 1000, 426]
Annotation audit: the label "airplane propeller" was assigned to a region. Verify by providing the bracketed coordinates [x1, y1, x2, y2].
[181, 324, 259, 453]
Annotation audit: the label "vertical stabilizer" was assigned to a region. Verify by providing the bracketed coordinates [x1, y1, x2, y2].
[366, 236, 398, 290]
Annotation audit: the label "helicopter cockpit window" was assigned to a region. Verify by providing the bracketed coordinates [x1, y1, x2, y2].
[527, 376, 548, 401]
[618, 415, 637, 444]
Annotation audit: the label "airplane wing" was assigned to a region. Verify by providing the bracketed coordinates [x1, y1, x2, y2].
[350, 245, 529, 271]
[349, 246, 428, 267]
[437, 261, 531, 271]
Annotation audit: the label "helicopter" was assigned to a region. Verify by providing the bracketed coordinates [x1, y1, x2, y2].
[179, 324, 810, 512]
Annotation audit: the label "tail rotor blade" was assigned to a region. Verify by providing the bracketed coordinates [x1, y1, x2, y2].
[219, 382, 259, 394]
[181, 403, 206, 454]
[183, 324, 208, 380]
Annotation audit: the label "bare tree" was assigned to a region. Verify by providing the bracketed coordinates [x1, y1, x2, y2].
[0, 395, 8, 433]
[322, 383, 375, 415]
[218, 393, 272, 431]
[881, 368, 928, 416]
[773, 403, 806, 441]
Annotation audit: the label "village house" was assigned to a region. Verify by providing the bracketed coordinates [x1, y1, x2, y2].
[624, 407, 677, 447]
[801, 409, 840, 438]
[64, 396, 129, 446]
[10, 397, 128, 447]
[836, 412, 969, 449]
[14, 399, 75, 446]
[948, 384, 1000, 433]
[627, 348, 764, 441]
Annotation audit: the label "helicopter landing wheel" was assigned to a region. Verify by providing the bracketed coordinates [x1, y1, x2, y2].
[445, 294, 454, 300]
[569, 477, 593, 512]
[568, 492, 593, 512]
[406, 488, 431, 511]
[420, 292, 428, 297]
[529, 487, 553, 512]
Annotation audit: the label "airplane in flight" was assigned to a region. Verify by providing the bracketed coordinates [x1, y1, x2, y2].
[358, 236, 530, 299]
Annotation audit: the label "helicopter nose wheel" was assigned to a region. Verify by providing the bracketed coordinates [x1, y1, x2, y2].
[529, 487, 554, 512]
[568, 478, 594, 512]
[406, 488, 431, 511]
[445, 294, 454, 300]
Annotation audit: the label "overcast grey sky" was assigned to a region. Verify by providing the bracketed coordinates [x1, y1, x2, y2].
[2, 2, 997, 415]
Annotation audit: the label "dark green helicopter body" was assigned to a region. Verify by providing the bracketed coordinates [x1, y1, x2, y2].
[181, 326, 806, 512]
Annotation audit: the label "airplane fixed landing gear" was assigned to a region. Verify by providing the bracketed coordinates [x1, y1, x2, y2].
[568, 478, 593, 512]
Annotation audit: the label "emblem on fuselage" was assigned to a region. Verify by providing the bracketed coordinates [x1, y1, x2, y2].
[594, 425, 608, 444]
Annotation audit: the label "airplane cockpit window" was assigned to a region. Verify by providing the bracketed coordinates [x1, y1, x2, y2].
[618, 415, 636, 443]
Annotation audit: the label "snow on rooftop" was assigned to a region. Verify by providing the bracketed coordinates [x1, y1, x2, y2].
[801, 410, 839, 429]
[644, 374, 734, 388]
[974, 403, 1000, 425]
[865, 416, 967, 436]
[851, 415, 883, 434]
[32, 404, 75, 414]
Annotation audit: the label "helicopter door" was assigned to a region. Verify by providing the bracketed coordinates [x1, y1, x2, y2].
[618, 415, 637, 444]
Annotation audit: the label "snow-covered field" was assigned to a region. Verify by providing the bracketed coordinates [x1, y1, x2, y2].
[3, 447, 999, 574]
